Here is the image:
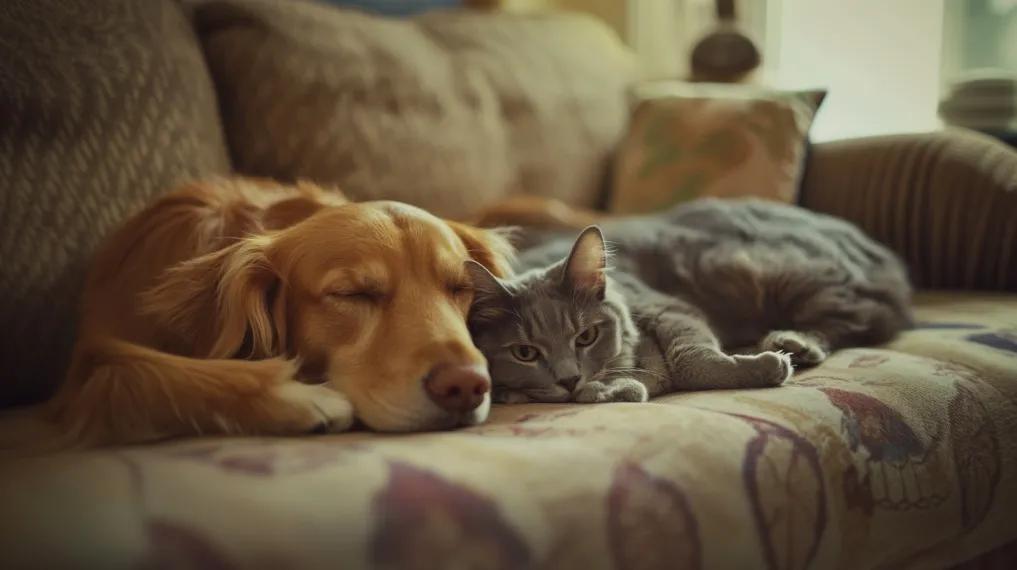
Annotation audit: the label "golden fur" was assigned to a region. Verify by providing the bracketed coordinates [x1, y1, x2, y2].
[39, 178, 513, 446]
[472, 195, 602, 230]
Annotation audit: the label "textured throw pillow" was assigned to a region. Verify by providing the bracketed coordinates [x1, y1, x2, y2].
[0, 0, 231, 406]
[610, 82, 825, 214]
[193, 0, 635, 219]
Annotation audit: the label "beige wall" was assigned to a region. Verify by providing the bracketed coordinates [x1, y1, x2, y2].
[773, 0, 944, 141]
[556, 0, 627, 38]
[502, 1, 769, 80]
[504, 0, 628, 38]
[503, 0, 947, 142]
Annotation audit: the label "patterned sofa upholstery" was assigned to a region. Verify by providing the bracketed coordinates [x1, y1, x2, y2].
[1, 1, 1015, 569]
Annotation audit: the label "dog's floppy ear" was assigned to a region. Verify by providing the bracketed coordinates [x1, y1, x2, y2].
[142, 235, 282, 359]
[447, 221, 516, 278]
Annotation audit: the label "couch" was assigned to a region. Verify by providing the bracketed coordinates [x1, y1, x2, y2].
[1, 1, 1015, 568]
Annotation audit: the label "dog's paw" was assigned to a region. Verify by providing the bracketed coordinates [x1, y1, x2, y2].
[272, 382, 355, 434]
[760, 330, 828, 367]
[574, 378, 648, 403]
[732, 351, 794, 387]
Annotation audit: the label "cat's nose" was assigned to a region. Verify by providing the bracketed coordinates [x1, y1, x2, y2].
[424, 363, 491, 413]
[559, 375, 581, 391]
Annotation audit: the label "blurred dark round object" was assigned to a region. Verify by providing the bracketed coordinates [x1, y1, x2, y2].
[690, 25, 761, 83]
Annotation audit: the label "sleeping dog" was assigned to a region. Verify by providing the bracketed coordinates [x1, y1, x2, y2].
[44, 178, 513, 446]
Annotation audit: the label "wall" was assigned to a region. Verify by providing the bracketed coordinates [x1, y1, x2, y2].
[504, 1, 769, 80]
[771, 0, 945, 141]
[504, 0, 628, 38]
[504, 0, 947, 142]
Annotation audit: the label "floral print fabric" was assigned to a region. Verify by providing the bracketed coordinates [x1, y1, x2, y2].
[0, 293, 1015, 569]
[611, 82, 825, 215]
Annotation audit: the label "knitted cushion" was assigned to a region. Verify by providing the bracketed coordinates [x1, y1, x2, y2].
[0, 0, 231, 406]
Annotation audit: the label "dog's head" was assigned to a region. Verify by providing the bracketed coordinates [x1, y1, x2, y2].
[144, 201, 513, 431]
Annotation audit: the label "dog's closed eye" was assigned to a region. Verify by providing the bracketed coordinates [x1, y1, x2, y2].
[326, 288, 385, 303]
[447, 281, 473, 297]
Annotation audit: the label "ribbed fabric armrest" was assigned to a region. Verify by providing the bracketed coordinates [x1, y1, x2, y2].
[800, 129, 1017, 290]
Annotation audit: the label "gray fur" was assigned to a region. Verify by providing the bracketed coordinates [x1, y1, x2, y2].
[467, 198, 913, 404]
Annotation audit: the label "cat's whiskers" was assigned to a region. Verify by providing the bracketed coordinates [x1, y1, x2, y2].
[591, 366, 667, 381]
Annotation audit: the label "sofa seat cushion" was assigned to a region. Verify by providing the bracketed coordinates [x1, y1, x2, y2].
[1, 292, 1015, 569]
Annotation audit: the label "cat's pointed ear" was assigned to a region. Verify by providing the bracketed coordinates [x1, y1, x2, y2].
[563, 226, 607, 300]
[465, 260, 512, 323]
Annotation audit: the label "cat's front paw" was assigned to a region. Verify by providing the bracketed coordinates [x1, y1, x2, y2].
[573, 381, 609, 403]
[760, 330, 828, 367]
[574, 378, 648, 403]
[526, 385, 573, 403]
[492, 388, 533, 404]
[732, 351, 793, 387]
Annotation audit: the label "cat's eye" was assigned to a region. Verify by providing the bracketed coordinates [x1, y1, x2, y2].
[575, 325, 599, 347]
[510, 344, 541, 362]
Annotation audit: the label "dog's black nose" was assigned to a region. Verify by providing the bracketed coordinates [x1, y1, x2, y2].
[559, 376, 581, 391]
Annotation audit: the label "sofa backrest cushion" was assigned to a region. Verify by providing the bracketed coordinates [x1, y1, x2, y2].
[0, 0, 232, 405]
[193, 0, 636, 219]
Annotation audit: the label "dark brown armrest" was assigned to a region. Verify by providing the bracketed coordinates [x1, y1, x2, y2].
[800, 129, 1017, 290]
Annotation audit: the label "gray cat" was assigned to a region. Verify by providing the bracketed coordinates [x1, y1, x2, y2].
[466, 198, 912, 404]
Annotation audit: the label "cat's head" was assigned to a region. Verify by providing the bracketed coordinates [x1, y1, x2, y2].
[466, 227, 637, 398]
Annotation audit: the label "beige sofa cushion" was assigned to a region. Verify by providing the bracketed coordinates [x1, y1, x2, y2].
[0, 0, 232, 406]
[193, 0, 636, 219]
[1, 293, 1015, 568]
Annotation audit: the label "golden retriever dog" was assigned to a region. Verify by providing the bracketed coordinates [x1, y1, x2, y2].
[40, 178, 513, 446]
